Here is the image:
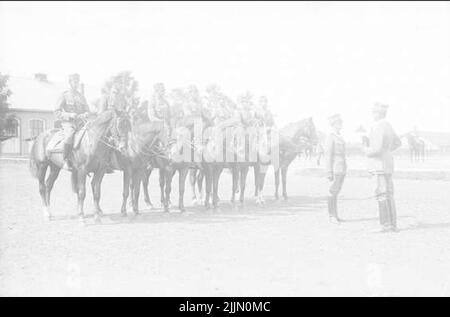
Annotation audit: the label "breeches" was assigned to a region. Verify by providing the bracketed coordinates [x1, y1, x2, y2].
[61, 122, 76, 145]
[329, 174, 345, 196]
[375, 174, 394, 201]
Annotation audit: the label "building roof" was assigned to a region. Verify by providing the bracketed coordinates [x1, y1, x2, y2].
[7, 75, 102, 112]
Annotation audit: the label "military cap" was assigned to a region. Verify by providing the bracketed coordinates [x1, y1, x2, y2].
[328, 113, 342, 126]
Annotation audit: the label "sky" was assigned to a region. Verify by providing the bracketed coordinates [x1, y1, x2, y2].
[1, 1, 449, 136]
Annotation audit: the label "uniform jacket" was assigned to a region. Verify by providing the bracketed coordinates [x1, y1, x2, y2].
[55, 90, 89, 122]
[324, 131, 347, 175]
[366, 119, 402, 174]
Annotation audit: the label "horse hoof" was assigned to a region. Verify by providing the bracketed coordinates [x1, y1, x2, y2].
[145, 200, 153, 208]
[283, 196, 288, 201]
[42, 207, 51, 220]
[179, 207, 186, 212]
[121, 211, 127, 217]
[94, 214, 102, 224]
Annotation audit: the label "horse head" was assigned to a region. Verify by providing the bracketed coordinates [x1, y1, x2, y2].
[293, 117, 318, 150]
[110, 110, 132, 155]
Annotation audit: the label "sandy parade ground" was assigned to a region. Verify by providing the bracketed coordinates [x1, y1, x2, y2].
[1, 156, 450, 296]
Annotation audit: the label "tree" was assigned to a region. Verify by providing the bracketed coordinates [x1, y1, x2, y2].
[0, 73, 14, 142]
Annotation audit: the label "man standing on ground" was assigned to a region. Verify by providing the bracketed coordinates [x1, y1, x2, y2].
[324, 114, 346, 224]
[364, 103, 402, 232]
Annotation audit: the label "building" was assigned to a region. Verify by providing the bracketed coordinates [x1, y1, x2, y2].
[0, 74, 100, 157]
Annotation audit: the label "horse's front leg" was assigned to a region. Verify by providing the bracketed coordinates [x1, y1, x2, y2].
[77, 171, 87, 221]
[143, 167, 153, 208]
[212, 167, 223, 209]
[91, 170, 105, 221]
[189, 169, 198, 204]
[203, 166, 212, 209]
[130, 168, 143, 214]
[178, 168, 189, 212]
[231, 167, 239, 205]
[164, 169, 175, 212]
[159, 168, 166, 208]
[239, 165, 249, 206]
[121, 166, 131, 216]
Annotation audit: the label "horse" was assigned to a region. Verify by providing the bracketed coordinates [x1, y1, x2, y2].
[141, 112, 212, 212]
[405, 133, 425, 162]
[106, 108, 163, 215]
[29, 110, 130, 221]
[254, 117, 318, 202]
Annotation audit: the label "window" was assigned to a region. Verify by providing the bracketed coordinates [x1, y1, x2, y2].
[30, 119, 44, 137]
[5, 118, 19, 137]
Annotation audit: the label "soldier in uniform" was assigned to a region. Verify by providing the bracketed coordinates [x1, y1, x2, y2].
[148, 83, 172, 146]
[255, 96, 275, 128]
[364, 103, 402, 232]
[55, 73, 90, 170]
[324, 114, 346, 224]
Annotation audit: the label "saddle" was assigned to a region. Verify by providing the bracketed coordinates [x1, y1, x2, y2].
[45, 126, 88, 155]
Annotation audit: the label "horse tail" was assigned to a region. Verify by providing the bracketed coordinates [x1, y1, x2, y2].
[71, 170, 78, 193]
[29, 142, 39, 179]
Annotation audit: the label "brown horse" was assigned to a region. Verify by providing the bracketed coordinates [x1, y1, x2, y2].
[405, 132, 425, 162]
[29, 110, 130, 221]
[255, 117, 318, 202]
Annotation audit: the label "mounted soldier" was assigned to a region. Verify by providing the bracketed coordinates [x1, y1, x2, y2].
[364, 103, 402, 232]
[255, 96, 275, 128]
[55, 73, 90, 170]
[237, 91, 257, 128]
[148, 83, 172, 147]
[324, 113, 346, 224]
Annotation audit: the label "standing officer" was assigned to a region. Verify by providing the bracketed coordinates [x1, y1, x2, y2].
[364, 103, 402, 232]
[55, 73, 90, 170]
[324, 114, 346, 224]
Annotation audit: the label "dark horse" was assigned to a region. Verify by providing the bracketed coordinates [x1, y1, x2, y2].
[405, 132, 425, 162]
[29, 110, 130, 221]
[255, 117, 318, 202]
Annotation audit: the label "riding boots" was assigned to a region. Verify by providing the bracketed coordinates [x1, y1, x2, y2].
[327, 195, 340, 223]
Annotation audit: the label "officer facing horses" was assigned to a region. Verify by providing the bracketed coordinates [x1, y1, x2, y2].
[55, 73, 90, 170]
[324, 113, 346, 224]
[364, 103, 402, 232]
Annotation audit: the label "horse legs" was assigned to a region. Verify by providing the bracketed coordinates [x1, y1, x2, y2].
[178, 168, 189, 212]
[231, 167, 239, 204]
[212, 166, 223, 209]
[131, 168, 143, 214]
[204, 166, 212, 209]
[257, 169, 267, 205]
[142, 167, 153, 207]
[44, 164, 60, 219]
[164, 169, 176, 212]
[198, 170, 204, 204]
[91, 170, 105, 220]
[76, 172, 87, 220]
[274, 168, 280, 200]
[239, 165, 249, 205]
[121, 167, 131, 215]
[254, 165, 259, 197]
[281, 166, 288, 200]
[37, 163, 49, 219]
[159, 168, 165, 208]
[189, 169, 199, 205]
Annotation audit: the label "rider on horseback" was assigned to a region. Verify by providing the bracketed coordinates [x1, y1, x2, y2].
[148, 83, 172, 148]
[255, 96, 275, 128]
[55, 73, 90, 171]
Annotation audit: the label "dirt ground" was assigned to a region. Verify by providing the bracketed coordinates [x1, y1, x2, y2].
[1, 158, 450, 296]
